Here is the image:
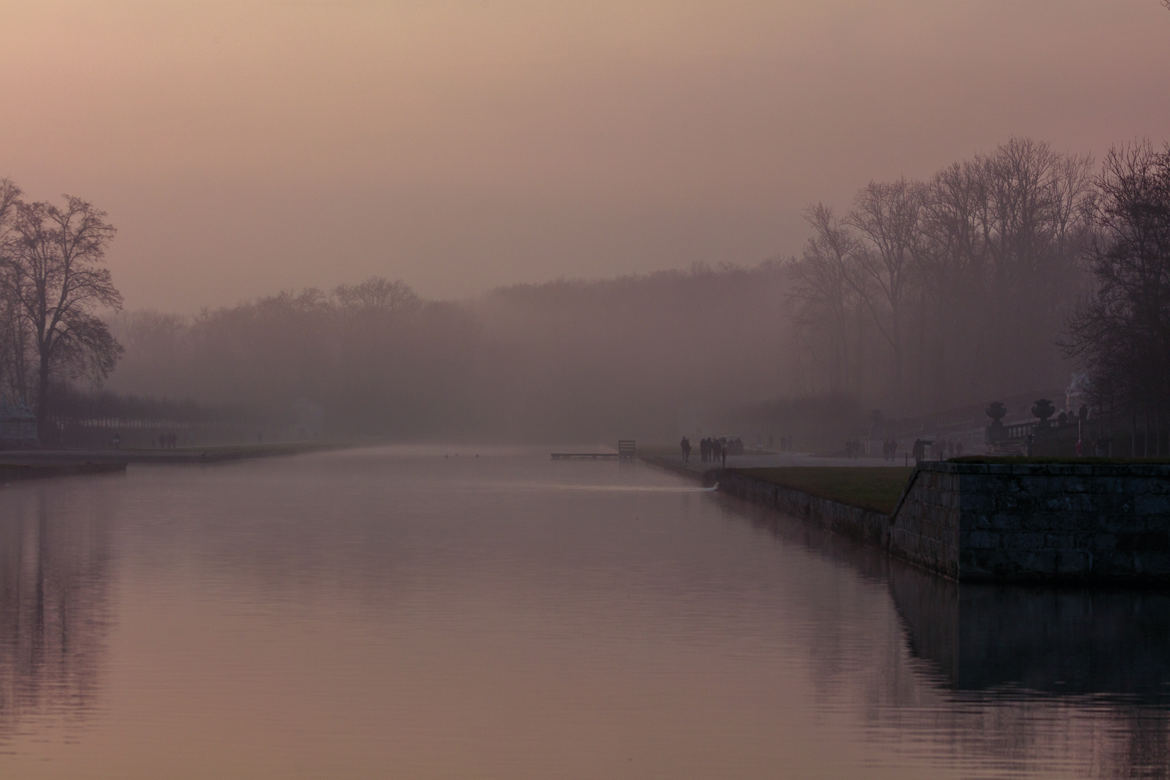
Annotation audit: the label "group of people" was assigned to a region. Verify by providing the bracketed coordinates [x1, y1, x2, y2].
[679, 436, 745, 467]
[155, 432, 180, 449]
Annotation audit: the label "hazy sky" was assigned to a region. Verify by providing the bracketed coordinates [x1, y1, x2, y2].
[2, 0, 1168, 312]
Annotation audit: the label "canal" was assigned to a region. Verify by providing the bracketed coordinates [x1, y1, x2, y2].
[0, 445, 1165, 778]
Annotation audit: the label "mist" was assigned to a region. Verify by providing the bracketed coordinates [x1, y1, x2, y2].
[2, 1, 1168, 313]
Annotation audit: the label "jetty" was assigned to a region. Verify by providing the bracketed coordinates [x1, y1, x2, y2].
[551, 440, 637, 461]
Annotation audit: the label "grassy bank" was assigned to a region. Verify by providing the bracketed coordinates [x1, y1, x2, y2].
[732, 466, 913, 515]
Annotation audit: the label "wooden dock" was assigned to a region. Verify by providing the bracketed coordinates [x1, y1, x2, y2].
[550, 440, 637, 461]
[550, 452, 619, 460]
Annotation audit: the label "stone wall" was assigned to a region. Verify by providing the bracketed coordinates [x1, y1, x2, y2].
[716, 470, 890, 549]
[644, 455, 1170, 583]
[898, 462, 1170, 583]
[888, 467, 960, 579]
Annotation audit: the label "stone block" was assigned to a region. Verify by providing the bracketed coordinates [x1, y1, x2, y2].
[961, 548, 1010, 577]
[960, 493, 994, 513]
[1134, 552, 1170, 576]
[1135, 494, 1170, 517]
[1043, 495, 1072, 512]
[989, 513, 1018, 531]
[1021, 513, 1060, 533]
[1010, 549, 1058, 575]
[965, 530, 998, 549]
[1056, 550, 1092, 575]
[1005, 531, 1047, 550]
[1092, 533, 1118, 550]
[967, 512, 991, 530]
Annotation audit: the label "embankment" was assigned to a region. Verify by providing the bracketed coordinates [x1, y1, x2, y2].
[0, 440, 350, 467]
[0, 461, 127, 481]
[644, 455, 1170, 584]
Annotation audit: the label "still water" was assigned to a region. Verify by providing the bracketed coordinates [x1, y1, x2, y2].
[0, 445, 1167, 778]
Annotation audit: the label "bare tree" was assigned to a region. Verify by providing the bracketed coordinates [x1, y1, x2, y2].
[1, 195, 123, 438]
[0, 180, 25, 402]
[791, 204, 860, 394]
[847, 178, 925, 398]
[1066, 142, 1170, 453]
[333, 277, 419, 312]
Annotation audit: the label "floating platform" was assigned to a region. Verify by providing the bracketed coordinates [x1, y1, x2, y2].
[551, 440, 636, 461]
[550, 452, 619, 460]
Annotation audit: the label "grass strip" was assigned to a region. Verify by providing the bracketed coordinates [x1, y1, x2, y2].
[733, 466, 913, 515]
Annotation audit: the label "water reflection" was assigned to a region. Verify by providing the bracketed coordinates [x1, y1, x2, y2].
[0, 482, 112, 745]
[0, 451, 1168, 778]
[889, 565, 1170, 702]
[716, 492, 1170, 779]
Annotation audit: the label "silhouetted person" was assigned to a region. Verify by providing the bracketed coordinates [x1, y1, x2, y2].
[680, 436, 691, 464]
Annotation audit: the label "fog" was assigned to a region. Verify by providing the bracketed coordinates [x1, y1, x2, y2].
[3, 2, 1170, 446]
[2, 1, 1168, 312]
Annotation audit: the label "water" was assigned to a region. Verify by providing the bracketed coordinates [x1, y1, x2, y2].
[0, 445, 1167, 778]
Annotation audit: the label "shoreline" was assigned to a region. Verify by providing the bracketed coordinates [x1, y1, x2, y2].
[642, 452, 1170, 585]
[0, 440, 355, 469]
[0, 461, 129, 482]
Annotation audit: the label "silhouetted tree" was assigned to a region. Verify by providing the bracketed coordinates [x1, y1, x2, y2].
[792, 204, 859, 394]
[0, 195, 123, 437]
[847, 178, 925, 397]
[1066, 142, 1170, 452]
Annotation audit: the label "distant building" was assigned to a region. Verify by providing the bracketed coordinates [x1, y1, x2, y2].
[0, 399, 37, 448]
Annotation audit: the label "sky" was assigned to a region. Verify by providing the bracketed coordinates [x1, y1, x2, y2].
[1, 0, 1168, 312]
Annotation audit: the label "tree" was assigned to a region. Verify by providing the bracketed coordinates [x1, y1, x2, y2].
[333, 277, 419, 313]
[0, 179, 25, 402]
[791, 204, 860, 394]
[847, 178, 925, 397]
[0, 195, 123, 438]
[1065, 142, 1170, 453]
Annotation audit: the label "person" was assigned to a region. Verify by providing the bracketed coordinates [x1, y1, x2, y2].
[680, 436, 691, 464]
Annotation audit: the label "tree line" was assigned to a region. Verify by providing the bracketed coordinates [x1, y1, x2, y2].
[3, 135, 1168, 448]
[107, 265, 803, 442]
[790, 137, 1095, 413]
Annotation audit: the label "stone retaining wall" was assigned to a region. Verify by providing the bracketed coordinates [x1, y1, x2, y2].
[644, 455, 1170, 583]
[888, 467, 960, 579]
[716, 470, 890, 548]
[914, 462, 1170, 583]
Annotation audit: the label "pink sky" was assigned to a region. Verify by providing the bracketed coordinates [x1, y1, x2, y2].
[2, 0, 1168, 312]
